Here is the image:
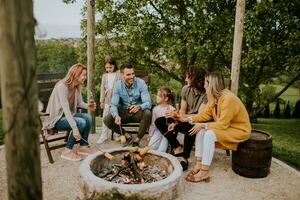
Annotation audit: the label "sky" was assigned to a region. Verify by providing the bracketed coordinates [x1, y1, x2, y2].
[34, 0, 85, 39]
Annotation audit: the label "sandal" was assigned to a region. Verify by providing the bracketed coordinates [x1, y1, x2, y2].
[186, 159, 202, 178]
[178, 157, 189, 171]
[77, 146, 94, 156]
[185, 169, 210, 183]
[61, 150, 82, 162]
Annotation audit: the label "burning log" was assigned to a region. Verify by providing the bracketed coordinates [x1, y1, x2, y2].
[129, 152, 143, 183]
[98, 150, 168, 184]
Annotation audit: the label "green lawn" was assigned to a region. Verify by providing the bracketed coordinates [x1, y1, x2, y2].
[261, 84, 299, 112]
[252, 118, 300, 170]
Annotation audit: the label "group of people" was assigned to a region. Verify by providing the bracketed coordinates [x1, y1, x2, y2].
[43, 56, 251, 182]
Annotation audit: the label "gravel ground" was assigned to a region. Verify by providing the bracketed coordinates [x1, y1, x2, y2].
[0, 130, 299, 200]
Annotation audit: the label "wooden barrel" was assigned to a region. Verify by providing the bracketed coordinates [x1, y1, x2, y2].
[232, 129, 272, 178]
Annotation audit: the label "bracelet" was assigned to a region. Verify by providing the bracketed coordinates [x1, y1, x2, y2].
[204, 123, 208, 130]
[188, 116, 193, 124]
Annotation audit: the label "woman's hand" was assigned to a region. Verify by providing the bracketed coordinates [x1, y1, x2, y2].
[188, 123, 205, 136]
[180, 114, 189, 122]
[100, 102, 105, 109]
[88, 102, 96, 112]
[73, 130, 81, 141]
[168, 123, 176, 132]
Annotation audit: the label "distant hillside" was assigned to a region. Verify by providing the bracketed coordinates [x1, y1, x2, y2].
[35, 23, 81, 39]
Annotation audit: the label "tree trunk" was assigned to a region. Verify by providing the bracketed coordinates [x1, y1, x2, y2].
[0, 0, 42, 199]
[87, 0, 96, 133]
[230, 0, 246, 95]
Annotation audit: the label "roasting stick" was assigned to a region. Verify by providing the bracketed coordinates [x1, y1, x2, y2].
[119, 124, 127, 144]
[139, 130, 171, 156]
[80, 137, 114, 160]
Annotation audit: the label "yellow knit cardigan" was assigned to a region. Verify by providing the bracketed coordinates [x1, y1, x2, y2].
[192, 90, 251, 150]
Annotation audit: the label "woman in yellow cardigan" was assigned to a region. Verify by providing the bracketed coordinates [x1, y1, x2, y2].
[184, 72, 251, 182]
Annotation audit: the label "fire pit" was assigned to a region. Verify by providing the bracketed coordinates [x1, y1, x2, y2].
[79, 147, 183, 200]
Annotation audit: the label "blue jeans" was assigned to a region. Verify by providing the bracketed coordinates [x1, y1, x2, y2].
[54, 113, 91, 149]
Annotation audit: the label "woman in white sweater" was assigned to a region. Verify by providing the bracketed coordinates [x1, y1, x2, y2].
[43, 63, 96, 161]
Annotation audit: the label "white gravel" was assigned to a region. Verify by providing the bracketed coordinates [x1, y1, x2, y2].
[0, 130, 299, 200]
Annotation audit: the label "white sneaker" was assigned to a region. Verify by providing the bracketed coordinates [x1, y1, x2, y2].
[96, 134, 108, 144]
[114, 133, 121, 142]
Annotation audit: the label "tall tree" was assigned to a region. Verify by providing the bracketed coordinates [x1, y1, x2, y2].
[66, 0, 300, 115]
[94, 0, 299, 113]
[0, 0, 42, 199]
[240, 0, 300, 113]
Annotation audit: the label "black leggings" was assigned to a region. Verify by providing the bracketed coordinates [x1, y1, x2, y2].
[155, 117, 195, 159]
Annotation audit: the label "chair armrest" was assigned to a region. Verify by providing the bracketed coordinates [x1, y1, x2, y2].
[39, 112, 49, 116]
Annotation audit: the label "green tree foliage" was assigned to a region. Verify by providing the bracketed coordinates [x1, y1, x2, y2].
[94, 0, 238, 84]
[65, 0, 299, 115]
[36, 40, 79, 73]
[274, 99, 281, 118]
[284, 101, 291, 118]
[240, 0, 300, 113]
[263, 104, 270, 118]
[92, 0, 299, 112]
[292, 100, 300, 118]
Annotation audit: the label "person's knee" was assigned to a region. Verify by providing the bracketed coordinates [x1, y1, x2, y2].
[103, 113, 113, 127]
[76, 118, 86, 132]
[204, 130, 216, 141]
[143, 109, 151, 119]
[154, 116, 165, 127]
[83, 113, 92, 125]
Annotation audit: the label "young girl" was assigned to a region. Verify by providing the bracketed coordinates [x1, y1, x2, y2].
[97, 56, 120, 144]
[148, 87, 176, 152]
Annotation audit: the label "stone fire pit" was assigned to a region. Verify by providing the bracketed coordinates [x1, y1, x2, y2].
[79, 147, 183, 200]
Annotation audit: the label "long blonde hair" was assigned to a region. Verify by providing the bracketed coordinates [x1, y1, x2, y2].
[63, 63, 87, 88]
[205, 72, 226, 106]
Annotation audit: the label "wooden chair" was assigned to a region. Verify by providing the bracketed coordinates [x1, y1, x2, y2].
[111, 70, 150, 140]
[38, 72, 69, 164]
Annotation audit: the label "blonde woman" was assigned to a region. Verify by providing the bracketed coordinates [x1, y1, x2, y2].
[184, 72, 251, 182]
[43, 63, 96, 161]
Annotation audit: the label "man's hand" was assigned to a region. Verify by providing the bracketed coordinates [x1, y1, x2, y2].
[189, 123, 204, 136]
[168, 123, 176, 132]
[88, 102, 96, 112]
[114, 115, 121, 125]
[165, 110, 176, 118]
[129, 105, 141, 114]
[73, 130, 81, 141]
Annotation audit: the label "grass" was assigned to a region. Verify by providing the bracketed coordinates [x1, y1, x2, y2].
[252, 118, 300, 170]
[261, 84, 299, 112]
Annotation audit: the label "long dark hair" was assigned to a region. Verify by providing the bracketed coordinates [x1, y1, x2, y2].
[158, 87, 176, 108]
[186, 67, 206, 93]
[104, 55, 118, 72]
